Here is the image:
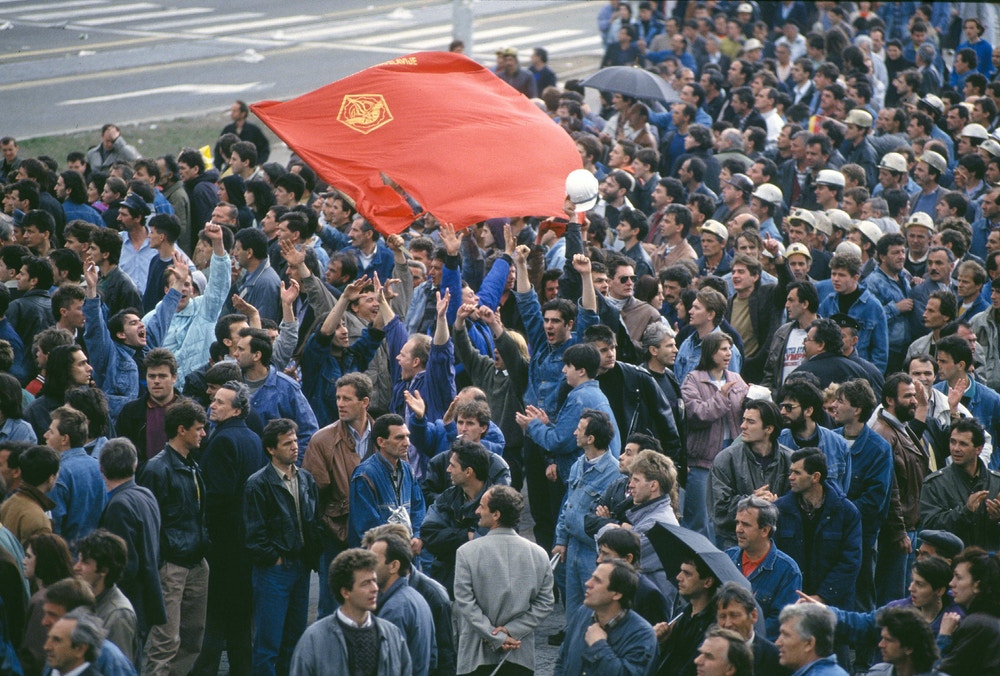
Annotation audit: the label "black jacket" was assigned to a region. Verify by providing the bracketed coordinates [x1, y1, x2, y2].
[100, 478, 167, 633]
[598, 361, 682, 464]
[117, 389, 181, 463]
[137, 445, 210, 568]
[726, 261, 793, 383]
[793, 351, 875, 390]
[242, 463, 322, 568]
[201, 417, 267, 554]
[421, 483, 489, 595]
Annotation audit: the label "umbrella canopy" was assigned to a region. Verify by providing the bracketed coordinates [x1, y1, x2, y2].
[646, 523, 751, 591]
[580, 65, 680, 103]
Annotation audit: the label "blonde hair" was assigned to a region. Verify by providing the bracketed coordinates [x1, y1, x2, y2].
[505, 330, 530, 363]
[630, 450, 680, 520]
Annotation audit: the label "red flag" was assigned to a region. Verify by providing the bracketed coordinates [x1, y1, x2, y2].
[251, 52, 582, 235]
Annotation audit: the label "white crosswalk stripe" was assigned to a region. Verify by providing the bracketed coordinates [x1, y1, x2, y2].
[189, 15, 317, 36]
[21, 2, 156, 21]
[0, 0, 105, 14]
[74, 7, 213, 26]
[146, 12, 262, 31]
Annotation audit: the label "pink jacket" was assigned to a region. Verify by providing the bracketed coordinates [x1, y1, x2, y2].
[680, 370, 748, 469]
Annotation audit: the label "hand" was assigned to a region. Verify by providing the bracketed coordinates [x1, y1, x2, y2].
[410, 537, 423, 556]
[231, 295, 259, 320]
[436, 289, 451, 318]
[503, 224, 515, 257]
[753, 485, 778, 502]
[513, 244, 530, 267]
[986, 498, 1000, 521]
[381, 278, 401, 301]
[84, 261, 99, 296]
[967, 490, 989, 513]
[911, 276, 924, 287]
[275, 556, 283, 566]
[439, 222, 463, 257]
[280, 279, 299, 306]
[563, 197, 577, 220]
[385, 234, 405, 252]
[342, 275, 371, 303]
[595, 505, 610, 518]
[280, 239, 306, 267]
[720, 381, 736, 396]
[914, 381, 929, 409]
[403, 389, 426, 420]
[762, 234, 782, 259]
[515, 412, 531, 429]
[203, 221, 224, 244]
[572, 253, 592, 276]
[551, 545, 566, 562]
[939, 612, 962, 636]
[442, 397, 459, 425]
[653, 621, 673, 643]
[795, 590, 825, 606]
[896, 298, 914, 312]
[545, 464, 558, 482]
[456, 303, 477, 323]
[584, 622, 608, 647]
[167, 253, 191, 290]
[899, 533, 913, 554]
[478, 306, 503, 334]
[948, 377, 968, 412]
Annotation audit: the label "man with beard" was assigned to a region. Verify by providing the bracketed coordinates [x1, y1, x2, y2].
[871, 373, 933, 606]
[777, 380, 851, 493]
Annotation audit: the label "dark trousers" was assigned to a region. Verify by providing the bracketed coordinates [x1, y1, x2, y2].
[191, 551, 252, 676]
[252, 559, 311, 676]
[523, 439, 565, 553]
[463, 663, 533, 676]
[505, 443, 524, 492]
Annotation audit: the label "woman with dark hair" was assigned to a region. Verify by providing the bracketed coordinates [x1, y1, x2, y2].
[86, 171, 109, 212]
[633, 274, 662, 308]
[64, 386, 110, 458]
[679, 332, 748, 540]
[823, 27, 850, 70]
[673, 288, 698, 344]
[244, 178, 275, 225]
[20, 533, 75, 673]
[938, 547, 1000, 673]
[0, 373, 35, 443]
[23, 344, 92, 440]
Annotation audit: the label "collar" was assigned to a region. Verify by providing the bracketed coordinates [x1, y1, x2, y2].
[335, 608, 373, 628]
[594, 608, 629, 630]
[271, 462, 298, 482]
[53, 662, 92, 676]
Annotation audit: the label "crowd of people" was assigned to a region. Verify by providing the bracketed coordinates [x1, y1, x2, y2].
[2, 1, 1000, 675]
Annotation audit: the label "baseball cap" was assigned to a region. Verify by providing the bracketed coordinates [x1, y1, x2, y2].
[121, 192, 151, 217]
[785, 242, 812, 261]
[725, 173, 754, 195]
[700, 220, 729, 242]
[878, 152, 907, 174]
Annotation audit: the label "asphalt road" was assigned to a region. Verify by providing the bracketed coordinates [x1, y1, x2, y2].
[0, 0, 603, 139]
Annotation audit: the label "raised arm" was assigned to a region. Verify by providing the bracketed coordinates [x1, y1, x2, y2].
[320, 275, 369, 337]
[433, 289, 452, 347]
[572, 254, 597, 313]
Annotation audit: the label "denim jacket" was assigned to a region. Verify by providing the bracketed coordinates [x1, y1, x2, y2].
[779, 426, 852, 494]
[555, 450, 620, 547]
[48, 447, 105, 546]
[727, 542, 802, 640]
[863, 266, 911, 353]
[515, 288, 581, 416]
[348, 451, 426, 546]
[818, 288, 888, 371]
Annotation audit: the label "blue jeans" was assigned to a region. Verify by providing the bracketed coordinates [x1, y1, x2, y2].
[875, 529, 915, 606]
[682, 467, 714, 541]
[317, 539, 345, 619]
[252, 559, 310, 676]
[565, 538, 597, 613]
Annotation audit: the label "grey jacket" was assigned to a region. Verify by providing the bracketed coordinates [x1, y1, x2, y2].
[710, 439, 794, 550]
[453, 527, 554, 674]
[290, 613, 412, 676]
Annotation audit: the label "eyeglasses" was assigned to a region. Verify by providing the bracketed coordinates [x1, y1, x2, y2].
[618, 275, 637, 283]
[779, 403, 800, 411]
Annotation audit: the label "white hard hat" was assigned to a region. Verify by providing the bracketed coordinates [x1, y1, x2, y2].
[565, 169, 599, 212]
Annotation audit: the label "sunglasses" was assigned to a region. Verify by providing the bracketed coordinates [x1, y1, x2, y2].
[618, 275, 637, 283]
[779, 403, 800, 411]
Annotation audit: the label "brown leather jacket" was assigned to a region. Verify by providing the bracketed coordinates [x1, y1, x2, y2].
[872, 410, 932, 538]
[302, 416, 374, 543]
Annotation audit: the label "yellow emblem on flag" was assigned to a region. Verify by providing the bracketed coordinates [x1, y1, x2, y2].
[338, 94, 393, 134]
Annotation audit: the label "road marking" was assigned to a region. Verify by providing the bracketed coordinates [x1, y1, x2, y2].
[0, 0, 104, 14]
[270, 19, 399, 43]
[58, 82, 269, 106]
[189, 15, 316, 35]
[74, 7, 213, 26]
[404, 25, 539, 51]
[143, 11, 261, 31]
[470, 28, 585, 54]
[21, 2, 156, 21]
[537, 35, 604, 54]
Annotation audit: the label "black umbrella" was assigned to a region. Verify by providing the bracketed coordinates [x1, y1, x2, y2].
[646, 523, 752, 592]
[580, 65, 680, 103]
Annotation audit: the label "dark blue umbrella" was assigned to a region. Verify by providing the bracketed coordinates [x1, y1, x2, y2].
[580, 65, 680, 103]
